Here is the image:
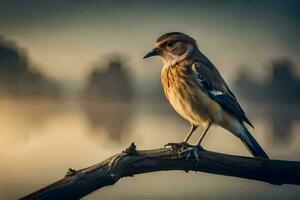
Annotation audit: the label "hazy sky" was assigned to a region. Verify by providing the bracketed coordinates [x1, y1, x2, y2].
[0, 0, 299, 86]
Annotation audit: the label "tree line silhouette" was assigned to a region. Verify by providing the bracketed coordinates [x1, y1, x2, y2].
[0, 35, 298, 145]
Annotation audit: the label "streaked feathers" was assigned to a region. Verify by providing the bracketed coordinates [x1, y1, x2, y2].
[161, 60, 222, 127]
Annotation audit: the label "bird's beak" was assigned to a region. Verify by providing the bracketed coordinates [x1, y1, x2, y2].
[143, 48, 160, 59]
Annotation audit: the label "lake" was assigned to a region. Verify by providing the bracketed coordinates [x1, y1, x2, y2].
[0, 97, 299, 200]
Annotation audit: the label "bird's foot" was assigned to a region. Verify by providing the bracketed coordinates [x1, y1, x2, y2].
[179, 145, 204, 162]
[164, 142, 203, 162]
[164, 141, 191, 149]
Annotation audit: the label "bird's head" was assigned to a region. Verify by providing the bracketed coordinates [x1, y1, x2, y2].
[143, 32, 197, 66]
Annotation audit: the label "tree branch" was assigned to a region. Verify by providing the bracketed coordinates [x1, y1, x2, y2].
[20, 143, 300, 200]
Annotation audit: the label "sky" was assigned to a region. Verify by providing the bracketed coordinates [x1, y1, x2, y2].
[0, 0, 299, 87]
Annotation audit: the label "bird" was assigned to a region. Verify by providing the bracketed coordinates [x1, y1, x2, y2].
[143, 32, 269, 159]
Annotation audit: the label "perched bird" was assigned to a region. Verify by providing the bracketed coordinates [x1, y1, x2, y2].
[143, 32, 268, 159]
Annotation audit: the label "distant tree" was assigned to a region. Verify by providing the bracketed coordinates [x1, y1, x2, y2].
[0, 35, 61, 98]
[234, 58, 300, 104]
[82, 55, 133, 102]
[269, 59, 300, 103]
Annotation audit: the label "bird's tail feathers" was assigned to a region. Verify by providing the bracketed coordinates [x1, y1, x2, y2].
[239, 124, 269, 159]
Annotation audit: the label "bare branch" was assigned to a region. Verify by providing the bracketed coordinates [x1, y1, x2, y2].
[20, 143, 300, 200]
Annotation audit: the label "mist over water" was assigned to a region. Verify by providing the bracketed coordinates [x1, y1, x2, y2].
[0, 96, 299, 200]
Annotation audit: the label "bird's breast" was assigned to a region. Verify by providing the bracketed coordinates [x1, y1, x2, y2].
[161, 64, 221, 125]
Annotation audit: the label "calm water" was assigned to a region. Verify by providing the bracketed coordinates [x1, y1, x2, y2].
[0, 97, 299, 200]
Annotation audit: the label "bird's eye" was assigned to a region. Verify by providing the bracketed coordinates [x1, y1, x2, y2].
[166, 40, 176, 48]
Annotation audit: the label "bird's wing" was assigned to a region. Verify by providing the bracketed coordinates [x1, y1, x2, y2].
[191, 61, 254, 128]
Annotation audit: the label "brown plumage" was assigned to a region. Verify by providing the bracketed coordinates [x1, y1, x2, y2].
[144, 32, 268, 158]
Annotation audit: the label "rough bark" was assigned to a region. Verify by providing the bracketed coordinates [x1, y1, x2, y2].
[20, 143, 300, 200]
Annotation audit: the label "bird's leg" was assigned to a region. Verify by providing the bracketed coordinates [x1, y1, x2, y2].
[165, 124, 204, 162]
[174, 123, 212, 162]
[164, 124, 198, 149]
[196, 123, 211, 145]
[184, 124, 198, 142]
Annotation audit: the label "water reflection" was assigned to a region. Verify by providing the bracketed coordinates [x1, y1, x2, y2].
[81, 101, 133, 143]
[0, 97, 299, 200]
